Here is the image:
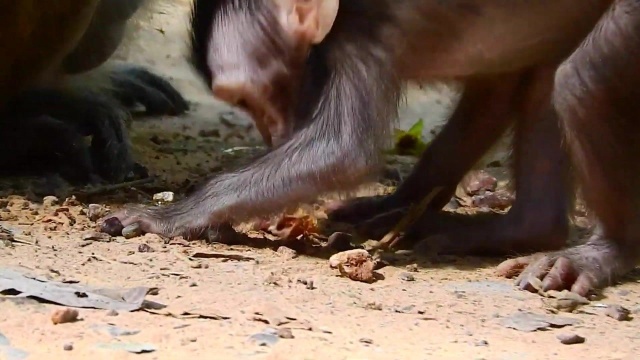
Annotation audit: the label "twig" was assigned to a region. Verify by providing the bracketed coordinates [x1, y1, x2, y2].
[0, 225, 38, 246]
[376, 186, 444, 251]
[75, 177, 155, 196]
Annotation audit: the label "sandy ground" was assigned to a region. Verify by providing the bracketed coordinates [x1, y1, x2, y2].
[1, 1, 639, 359]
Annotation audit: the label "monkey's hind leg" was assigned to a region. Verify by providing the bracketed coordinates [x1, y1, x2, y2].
[501, 1, 640, 295]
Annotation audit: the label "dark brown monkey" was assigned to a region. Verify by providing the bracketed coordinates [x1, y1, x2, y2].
[106, 0, 624, 292]
[495, 0, 640, 296]
[0, 0, 188, 184]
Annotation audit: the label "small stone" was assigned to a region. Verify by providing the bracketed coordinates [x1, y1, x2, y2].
[604, 305, 631, 321]
[106, 309, 119, 316]
[122, 223, 143, 239]
[305, 279, 315, 290]
[51, 308, 79, 325]
[399, 272, 415, 281]
[189, 282, 198, 287]
[63, 343, 73, 351]
[277, 328, 294, 339]
[359, 338, 374, 344]
[276, 246, 298, 259]
[557, 333, 585, 345]
[82, 231, 111, 242]
[42, 196, 59, 207]
[153, 191, 175, 204]
[474, 340, 489, 347]
[86, 204, 108, 222]
[329, 249, 376, 283]
[617, 289, 630, 297]
[137, 243, 154, 253]
[364, 302, 383, 311]
[405, 264, 419, 272]
[101, 217, 124, 236]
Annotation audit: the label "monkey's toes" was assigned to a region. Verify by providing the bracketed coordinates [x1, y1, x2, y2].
[498, 239, 634, 296]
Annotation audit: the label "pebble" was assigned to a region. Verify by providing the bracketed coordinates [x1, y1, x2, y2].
[399, 272, 415, 282]
[329, 249, 376, 283]
[405, 264, 419, 272]
[51, 308, 79, 325]
[153, 191, 175, 204]
[605, 305, 631, 321]
[474, 340, 489, 347]
[122, 223, 143, 239]
[359, 338, 374, 344]
[557, 333, 585, 345]
[42, 196, 59, 207]
[82, 231, 111, 242]
[277, 328, 294, 339]
[276, 246, 298, 259]
[106, 309, 119, 316]
[137, 243, 154, 253]
[63, 343, 73, 351]
[86, 204, 108, 222]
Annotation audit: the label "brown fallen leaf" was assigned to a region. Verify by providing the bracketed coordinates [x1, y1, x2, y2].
[270, 215, 319, 240]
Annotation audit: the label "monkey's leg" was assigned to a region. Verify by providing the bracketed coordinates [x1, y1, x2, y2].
[499, 1, 640, 295]
[1, 89, 136, 183]
[401, 66, 570, 256]
[329, 74, 523, 224]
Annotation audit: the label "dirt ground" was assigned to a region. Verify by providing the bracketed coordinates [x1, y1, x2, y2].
[1, 1, 640, 359]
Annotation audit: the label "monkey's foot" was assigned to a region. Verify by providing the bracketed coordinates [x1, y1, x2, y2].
[101, 204, 208, 239]
[497, 234, 640, 296]
[328, 194, 408, 224]
[361, 208, 568, 256]
[110, 64, 189, 116]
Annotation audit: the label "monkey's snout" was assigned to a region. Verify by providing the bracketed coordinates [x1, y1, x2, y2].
[211, 81, 277, 146]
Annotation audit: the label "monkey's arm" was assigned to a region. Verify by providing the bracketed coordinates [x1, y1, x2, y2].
[106, 49, 401, 237]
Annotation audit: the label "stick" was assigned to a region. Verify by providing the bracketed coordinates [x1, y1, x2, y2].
[376, 186, 444, 251]
[76, 177, 155, 196]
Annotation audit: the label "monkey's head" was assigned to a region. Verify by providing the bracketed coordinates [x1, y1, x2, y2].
[190, 0, 339, 147]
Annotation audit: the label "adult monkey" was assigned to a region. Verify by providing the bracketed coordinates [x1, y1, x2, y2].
[0, 0, 188, 184]
[106, 0, 636, 295]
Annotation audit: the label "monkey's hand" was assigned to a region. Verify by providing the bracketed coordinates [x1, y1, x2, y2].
[497, 233, 640, 296]
[108, 64, 189, 116]
[0, 65, 188, 184]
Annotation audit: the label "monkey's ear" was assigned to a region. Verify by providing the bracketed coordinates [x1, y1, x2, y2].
[273, 0, 339, 44]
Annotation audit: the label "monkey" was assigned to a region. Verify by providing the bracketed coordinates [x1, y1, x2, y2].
[104, 0, 628, 294]
[494, 0, 640, 296]
[0, 0, 189, 184]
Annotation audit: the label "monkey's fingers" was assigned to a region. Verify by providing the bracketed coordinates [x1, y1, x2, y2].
[0, 115, 96, 184]
[110, 65, 190, 116]
[328, 194, 400, 224]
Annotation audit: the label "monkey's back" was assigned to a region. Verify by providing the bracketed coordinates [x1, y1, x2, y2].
[0, 0, 100, 99]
